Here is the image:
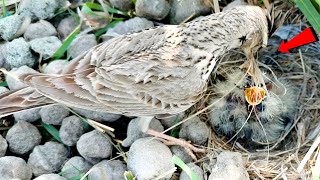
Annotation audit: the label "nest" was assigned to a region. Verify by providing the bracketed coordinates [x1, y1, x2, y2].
[182, 20, 320, 178]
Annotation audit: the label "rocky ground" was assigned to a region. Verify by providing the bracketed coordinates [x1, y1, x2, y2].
[0, 0, 319, 180]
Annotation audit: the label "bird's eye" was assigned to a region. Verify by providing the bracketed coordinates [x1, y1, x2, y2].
[239, 35, 247, 44]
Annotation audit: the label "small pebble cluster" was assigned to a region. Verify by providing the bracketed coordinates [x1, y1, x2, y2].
[0, 0, 300, 179]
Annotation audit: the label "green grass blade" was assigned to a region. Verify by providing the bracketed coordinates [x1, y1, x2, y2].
[41, 121, 63, 143]
[94, 20, 121, 37]
[171, 155, 199, 180]
[1, 0, 6, 17]
[52, 25, 81, 60]
[295, 0, 320, 35]
[84, 2, 129, 16]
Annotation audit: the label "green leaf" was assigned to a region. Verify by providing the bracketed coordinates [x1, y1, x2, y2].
[41, 121, 63, 143]
[295, 0, 320, 35]
[94, 20, 121, 37]
[52, 25, 81, 60]
[0, 81, 7, 87]
[171, 155, 199, 180]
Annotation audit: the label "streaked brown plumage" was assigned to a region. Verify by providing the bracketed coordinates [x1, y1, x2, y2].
[0, 6, 269, 118]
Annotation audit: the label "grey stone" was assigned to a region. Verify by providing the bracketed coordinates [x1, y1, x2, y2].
[57, 16, 79, 40]
[88, 160, 126, 180]
[179, 116, 209, 145]
[60, 116, 85, 146]
[208, 151, 249, 180]
[158, 112, 185, 128]
[102, 17, 154, 41]
[122, 117, 164, 147]
[6, 121, 41, 155]
[0, 86, 9, 95]
[34, 174, 67, 180]
[128, 137, 174, 180]
[110, 0, 133, 11]
[0, 156, 32, 180]
[170, 145, 193, 164]
[24, 20, 57, 41]
[43, 60, 68, 74]
[179, 163, 204, 180]
[223, 0, 247, 11]
[73, 107, 121, 122]
[4, 38, 37, 70]
[18, 0, 67, 20]
[0, 43, 7, 68]
[39, 105, 70, 125]
[169, 0, 211, 24]
[13, 108, 41, 122]
[68, 34, 97, 58]
[29, 36, 62, 59]
[0, 15, 31, 41]
[76, 130, 113, 164]
[5, 65, 38, 90]
[28, 141, 69, 176]
[136, 0, 170, 20]
[61, 156, 92, 179]
[0, 134, 8, 157]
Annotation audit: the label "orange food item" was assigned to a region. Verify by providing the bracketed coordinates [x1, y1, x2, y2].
[244, 86, 266, 106]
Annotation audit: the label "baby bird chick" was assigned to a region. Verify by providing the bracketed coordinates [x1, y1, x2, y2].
[209, 68, 298, 145]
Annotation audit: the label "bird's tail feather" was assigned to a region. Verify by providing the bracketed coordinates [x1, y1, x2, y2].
[0, 87, 54, 118]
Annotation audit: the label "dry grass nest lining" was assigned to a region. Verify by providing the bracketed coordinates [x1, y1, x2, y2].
[183, 42, 320, 179]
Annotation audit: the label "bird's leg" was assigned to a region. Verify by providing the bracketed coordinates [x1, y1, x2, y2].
[140, 116, 205, 160]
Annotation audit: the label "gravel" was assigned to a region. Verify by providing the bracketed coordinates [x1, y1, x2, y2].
[4, 38, 37, 70]
[102, 17, 154, 41]
[208, 151, 249, 180]
[73, 107, 121, 122]
[18, 0, 67, 20]
[43, 60, 68, 74]
[13, 108, 41, 122]
[57, 16, 79, 40]
[68, 34, 97, 58]
[34, 174, 67, 180]
[29, 36, 62, 59]
[0, 86, 9, 95]
[128, 137, 175, 180]
[0, 43, 7, 68]
[0, 134, 8, 157]
[24, 20, 57, 41]
[5, 65, 38, 90]
[28, 141, 69, 177]
[61, 156, 92, 179]
[158, 112, 185, 128]
[169, 0, 211, 24]
[76, 130, 113, 164]
[88, 160, 127, 180]
[0, 156, 32, 180]
[179, 116, 209, 145]
[39, 105, 70, 125]
[179, 163, 204, 180]
[0, 15, 31, 41]
[109, 0, 133, 11]
[60, 115, 85, 146]
[136, 0, 170, 20]
[122, 117, 164, 147]
[170, 145, 193, 164]
[6, 121, 41, 155]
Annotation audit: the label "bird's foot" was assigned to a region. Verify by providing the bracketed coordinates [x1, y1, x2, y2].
[145, 128, 205, 160]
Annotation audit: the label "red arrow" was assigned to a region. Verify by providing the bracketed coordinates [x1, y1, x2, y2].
[278, 27, 319, 53]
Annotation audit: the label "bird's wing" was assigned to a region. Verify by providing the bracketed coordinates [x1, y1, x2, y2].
[22, 25, 208, 116]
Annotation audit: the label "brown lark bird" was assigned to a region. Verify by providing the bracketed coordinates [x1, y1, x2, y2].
[0, 6, 269, 155]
